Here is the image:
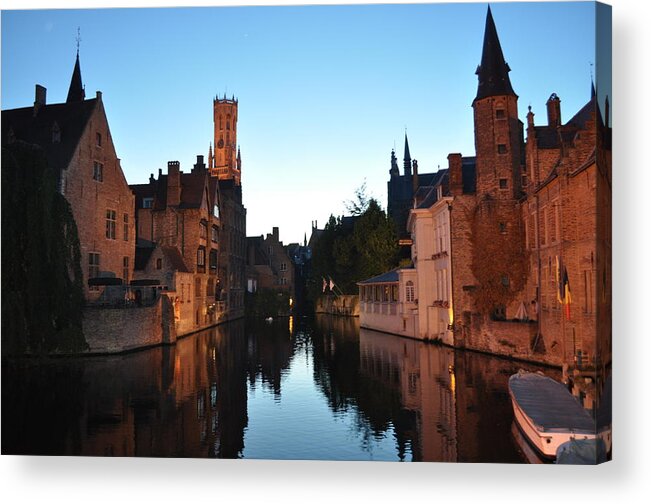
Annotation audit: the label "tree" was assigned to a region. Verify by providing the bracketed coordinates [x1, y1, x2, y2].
[2, 142, 87, 355]
[344, 180, 370, 216]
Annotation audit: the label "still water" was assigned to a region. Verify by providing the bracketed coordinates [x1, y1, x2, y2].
[2, 315, 559, 462]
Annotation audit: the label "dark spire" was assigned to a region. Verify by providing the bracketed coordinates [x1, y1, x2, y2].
[591, 79, 596, 99]
[474, 5, 516, 102]
[390, 148, 399, 177]
[66, 42, 85, 103]
[403, 133, 412, 177]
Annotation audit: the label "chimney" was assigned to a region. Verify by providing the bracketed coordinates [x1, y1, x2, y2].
[193, 155, 206, 173]
[167, 161, 181, 207]
[546, 93, 561, 127]
[272, 226, 279, 242]
[448, 153, 463, 196]
[33, 85, 46, 116]
[96, 90, 102, 101]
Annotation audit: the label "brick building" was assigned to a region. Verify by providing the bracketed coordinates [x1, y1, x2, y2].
[371, 6, 611, 371]
[246, 227, 295, 298]
[2, 51, 135, 300]
[130, 155, 223, 334]
[447, 6, 611, 369]
[208, 95, 247, 320]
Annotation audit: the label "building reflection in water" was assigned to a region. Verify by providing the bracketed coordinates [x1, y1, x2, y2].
[2, 314, 563, 462]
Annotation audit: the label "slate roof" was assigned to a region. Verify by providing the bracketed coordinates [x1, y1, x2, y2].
[2, 98, 99, 176]
[134, 245, 190, 273]
[474, 6, 517, 102]
[358, 266, 415, 286]
[129, 169, 212, 211]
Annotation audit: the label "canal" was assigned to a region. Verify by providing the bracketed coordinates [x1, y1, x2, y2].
[2, 315, 560, 462]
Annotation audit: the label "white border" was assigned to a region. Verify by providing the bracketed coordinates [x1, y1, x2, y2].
[1, 0, 649, 502]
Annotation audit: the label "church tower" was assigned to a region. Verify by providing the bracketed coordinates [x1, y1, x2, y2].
[473, 6, 523, 199]
[211, 94, 241, 185]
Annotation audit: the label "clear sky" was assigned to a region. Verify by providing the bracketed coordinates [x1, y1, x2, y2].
[2, 1, 607, 245]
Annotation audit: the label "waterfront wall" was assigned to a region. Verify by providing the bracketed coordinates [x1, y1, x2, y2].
[315, 295, 359, 317]
[83, 296, 176, 354]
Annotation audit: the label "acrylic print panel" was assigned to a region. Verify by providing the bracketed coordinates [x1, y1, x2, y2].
[1, 1, 611, 464]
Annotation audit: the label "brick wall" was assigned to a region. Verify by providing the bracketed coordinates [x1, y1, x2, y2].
[63, 98, 135, 299]
[83, 295, 176, 354]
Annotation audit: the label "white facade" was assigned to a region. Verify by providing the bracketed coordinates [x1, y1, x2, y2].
[408, 195, 454, 345]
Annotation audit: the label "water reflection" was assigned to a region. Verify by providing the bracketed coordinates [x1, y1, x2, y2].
[2, 314, 559, 462]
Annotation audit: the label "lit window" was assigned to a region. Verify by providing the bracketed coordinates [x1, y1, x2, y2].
[197, 247, 206, 270]
[213, 204, 219, 218]
[105, 210, 116, 239]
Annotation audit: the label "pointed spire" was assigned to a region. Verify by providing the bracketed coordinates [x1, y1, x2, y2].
[591, 79, 596, 99]
[390, 148, 399, 177]
[66, 54, 85, 103]
[474, 5, 516, 102]
[304, 233, 307, 247]
[403, 133, 412, 177]
[208, 142, 214, 169]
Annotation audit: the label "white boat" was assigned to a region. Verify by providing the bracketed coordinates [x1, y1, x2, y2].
[508, 371, 597, 459]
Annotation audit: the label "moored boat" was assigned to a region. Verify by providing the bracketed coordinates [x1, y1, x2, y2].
[509, 371, 596, 459]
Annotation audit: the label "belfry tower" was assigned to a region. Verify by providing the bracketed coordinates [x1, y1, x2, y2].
[210, 94, 241, 185]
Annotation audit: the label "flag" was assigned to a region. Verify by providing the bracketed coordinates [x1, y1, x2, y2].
[555, 256, 563, 305]
[329, 277, 335, 291]
[560, 265, 572, 320]
[322, 277, 327, 293]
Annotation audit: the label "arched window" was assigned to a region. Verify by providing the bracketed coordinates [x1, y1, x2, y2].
[406, 281, 415, 303]
[226, 114, 231, 130]
[219, 115, 223, 130]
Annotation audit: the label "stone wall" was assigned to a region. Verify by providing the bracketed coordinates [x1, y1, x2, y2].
[83, 295, 176, 354]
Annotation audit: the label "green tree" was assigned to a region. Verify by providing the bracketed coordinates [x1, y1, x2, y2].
[308, 195, 399, 301]
[2, 142, 87, 355]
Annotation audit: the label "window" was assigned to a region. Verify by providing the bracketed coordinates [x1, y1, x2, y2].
[501, 275, 510, 287]
[143, 197, 153, 209]
[499, 222, 507, 234]
[195, 278, 202, 298]
[496, 109, 506, 119]
[499, 178, 508, 189]
[207, 278, 215, 297]
[93, 161, 103, 182]
[123, 257, 129, 284]
[197, 247, 206, 271]
[211, 225, 219, 243]
[497, 144, 507, 154]
[200, 221, 207, 239]
[209, 249, 218, 271]
[89, 253, 100, 290]
[105, 209, 116, 239]
[280, 262, 287, 272]
[96, 132, 102, 147]
[213, 204, 219, 218]
[123, 213, 129, 241]
[280, 277, 287, 286]
[156, 258, 162, 270]
[406, 281, 415, 303]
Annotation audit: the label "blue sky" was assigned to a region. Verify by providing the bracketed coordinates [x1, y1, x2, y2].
[1, 1, 606, 244]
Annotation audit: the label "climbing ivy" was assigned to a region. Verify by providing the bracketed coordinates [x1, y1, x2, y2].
[2, 142, 87, 355]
